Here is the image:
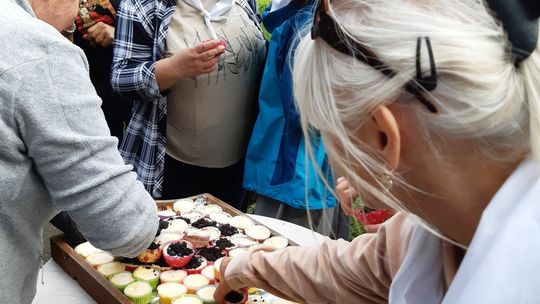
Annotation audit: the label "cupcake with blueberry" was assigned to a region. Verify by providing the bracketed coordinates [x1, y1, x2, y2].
[218, 224, 240, 237]
[224, 289, 248, 304]
[182, 256, 208, 275]
[163, 241, 195, 268]
[214, 238, 237, 254]
[197, 246, 226, 263]
[183, 229, 211, 248]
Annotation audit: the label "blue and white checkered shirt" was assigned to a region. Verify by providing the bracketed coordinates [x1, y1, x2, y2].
[111, 0, 260, 198]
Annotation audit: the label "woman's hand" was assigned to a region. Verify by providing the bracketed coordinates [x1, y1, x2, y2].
[336, 177, 357, 216]
[84, 22, 115, 47]
[156, 40, 225, 91]
[214, 257, 242, 304]
[173, 40, 225, 79]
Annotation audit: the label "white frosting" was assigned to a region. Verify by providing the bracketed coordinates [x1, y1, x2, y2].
[158, 210, 177, 218]
[263, 236, 289, 249]
[196, 285, 216, 300]
[209, 212, 232, 225]
[156, 233, 183, 245]
[183, 274, 210, 289]
[124, 281, 152, 297]
[97, 262, 125, 277]
[228, 248, 248, 257]
[75, 242, 103, 258]
[198, 204, 222, 215]
[86, 252, 114, 267]
[157, 282, 187, 298]
[201, 227, 221, 241]
[133, 266, 160, 280]
[201, 265, 215, 281]
[172, 295, 203, 304]
[110, 272, 134, 286]
[245, 225, 271, 241]
[160, 270, 188, 283]
[230, 215, 254, 230]
[231, 237, 258, 248]
[183, 212, 203, 221]
[173, 199, 195, 214]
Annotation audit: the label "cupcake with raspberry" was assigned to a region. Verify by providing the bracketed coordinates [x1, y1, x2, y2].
[137, 242, 162, 264]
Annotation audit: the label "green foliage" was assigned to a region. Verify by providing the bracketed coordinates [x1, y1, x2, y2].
[349, 216, 366, 240]
[257, 0, 272, 40]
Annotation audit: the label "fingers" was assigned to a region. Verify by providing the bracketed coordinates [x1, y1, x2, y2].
[194, 39, 223, 54]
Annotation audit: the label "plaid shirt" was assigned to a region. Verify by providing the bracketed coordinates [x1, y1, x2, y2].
[111, 0, 259, 198]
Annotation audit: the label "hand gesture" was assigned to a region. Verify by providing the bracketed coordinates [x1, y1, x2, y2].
[174, 40, 226, 79]
[336, 177, 358, 216]
[84, 22, 114, 48]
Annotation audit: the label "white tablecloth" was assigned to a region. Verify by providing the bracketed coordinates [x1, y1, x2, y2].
[32, 215, 327, 304]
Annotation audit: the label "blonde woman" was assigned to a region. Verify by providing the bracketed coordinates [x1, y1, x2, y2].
[214, 0, 540, 303]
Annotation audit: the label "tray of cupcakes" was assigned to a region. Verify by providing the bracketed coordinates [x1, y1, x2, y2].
[51, 194, 299, 304]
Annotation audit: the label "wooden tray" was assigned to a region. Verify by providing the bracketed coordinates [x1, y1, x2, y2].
[51, 193, 296, 304]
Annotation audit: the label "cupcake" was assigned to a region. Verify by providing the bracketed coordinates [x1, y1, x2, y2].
[229, 216, 254, 230]
[224, 289, 248, 304]
[74, 242, 103, 258]
[200, 266, 215, 284]
[214, 238, 237, 253]
[97, 261, 125, 279]
[183, 229, 211, 248]
[197, 247, 226, 262]
[157, 282, 188, 304]
[245, 296, 268, 304]
[231, 238, 257, 249]
[182, 212, 204, 222]
[133, 266, 161, 289]
[218, 224, 240, 237]
[201, 227, 221, 242]
[172, 295, 204, 304]
[162, 219, 189, 234]
[109, 271, 135, 291]
[86, 252, 114, 268]
[262, 236, 288, 250]
[159, 209, 178, 221]
[173, 199, 196, 214]
[213, 258, 224, 283]
[182, 256, 208, 275]
[163, 241, 195, 268]
[228, 248, 248, 258]
[191, 218, 218, 229]
[124, 281, 153, 304]
[196, 285, 217, 304]
[244, 225, 271, 242]
[183, 274, 210, 294]
[209, 212, 232, 225]
[198, 204, 222, 216]
[156, 233, 184, 246]
[137, 242, 162, 264]
[160, 269, 188, 284]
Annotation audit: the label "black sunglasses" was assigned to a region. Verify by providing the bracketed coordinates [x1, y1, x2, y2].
[311, 0, 438, 113]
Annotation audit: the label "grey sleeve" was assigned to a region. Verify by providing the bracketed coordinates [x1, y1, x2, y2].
[13, 41, 158, 257]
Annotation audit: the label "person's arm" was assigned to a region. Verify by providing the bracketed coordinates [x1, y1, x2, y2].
[14, 40, 158, 257]
[110, 0, 224, 100]
[215, 213, 414, 303]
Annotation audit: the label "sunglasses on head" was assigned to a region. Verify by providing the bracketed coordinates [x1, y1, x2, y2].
[310, 0, 438, 113]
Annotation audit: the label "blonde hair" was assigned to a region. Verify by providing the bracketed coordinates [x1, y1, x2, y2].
[293, 0, 539, 213]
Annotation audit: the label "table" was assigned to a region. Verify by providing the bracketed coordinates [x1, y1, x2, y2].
[32, 215, 327, 304]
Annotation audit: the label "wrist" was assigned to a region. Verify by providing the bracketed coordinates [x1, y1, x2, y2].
[170, 53, 186, 80]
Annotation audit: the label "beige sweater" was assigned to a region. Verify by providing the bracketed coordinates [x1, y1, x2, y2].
[226, 213, 462, 303]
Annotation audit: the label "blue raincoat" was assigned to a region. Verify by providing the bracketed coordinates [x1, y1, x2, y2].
[243, 0, 336, 210]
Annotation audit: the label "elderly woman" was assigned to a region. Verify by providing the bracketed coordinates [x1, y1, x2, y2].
[111, 0, 265, 206]
[0, 0, 159, 303]
[214, 0, 540, 303]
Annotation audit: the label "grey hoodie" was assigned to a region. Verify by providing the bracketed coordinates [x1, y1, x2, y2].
[0, 0, 159, 303]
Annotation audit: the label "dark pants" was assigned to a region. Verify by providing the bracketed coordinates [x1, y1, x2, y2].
[162, 154, 245, 210]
